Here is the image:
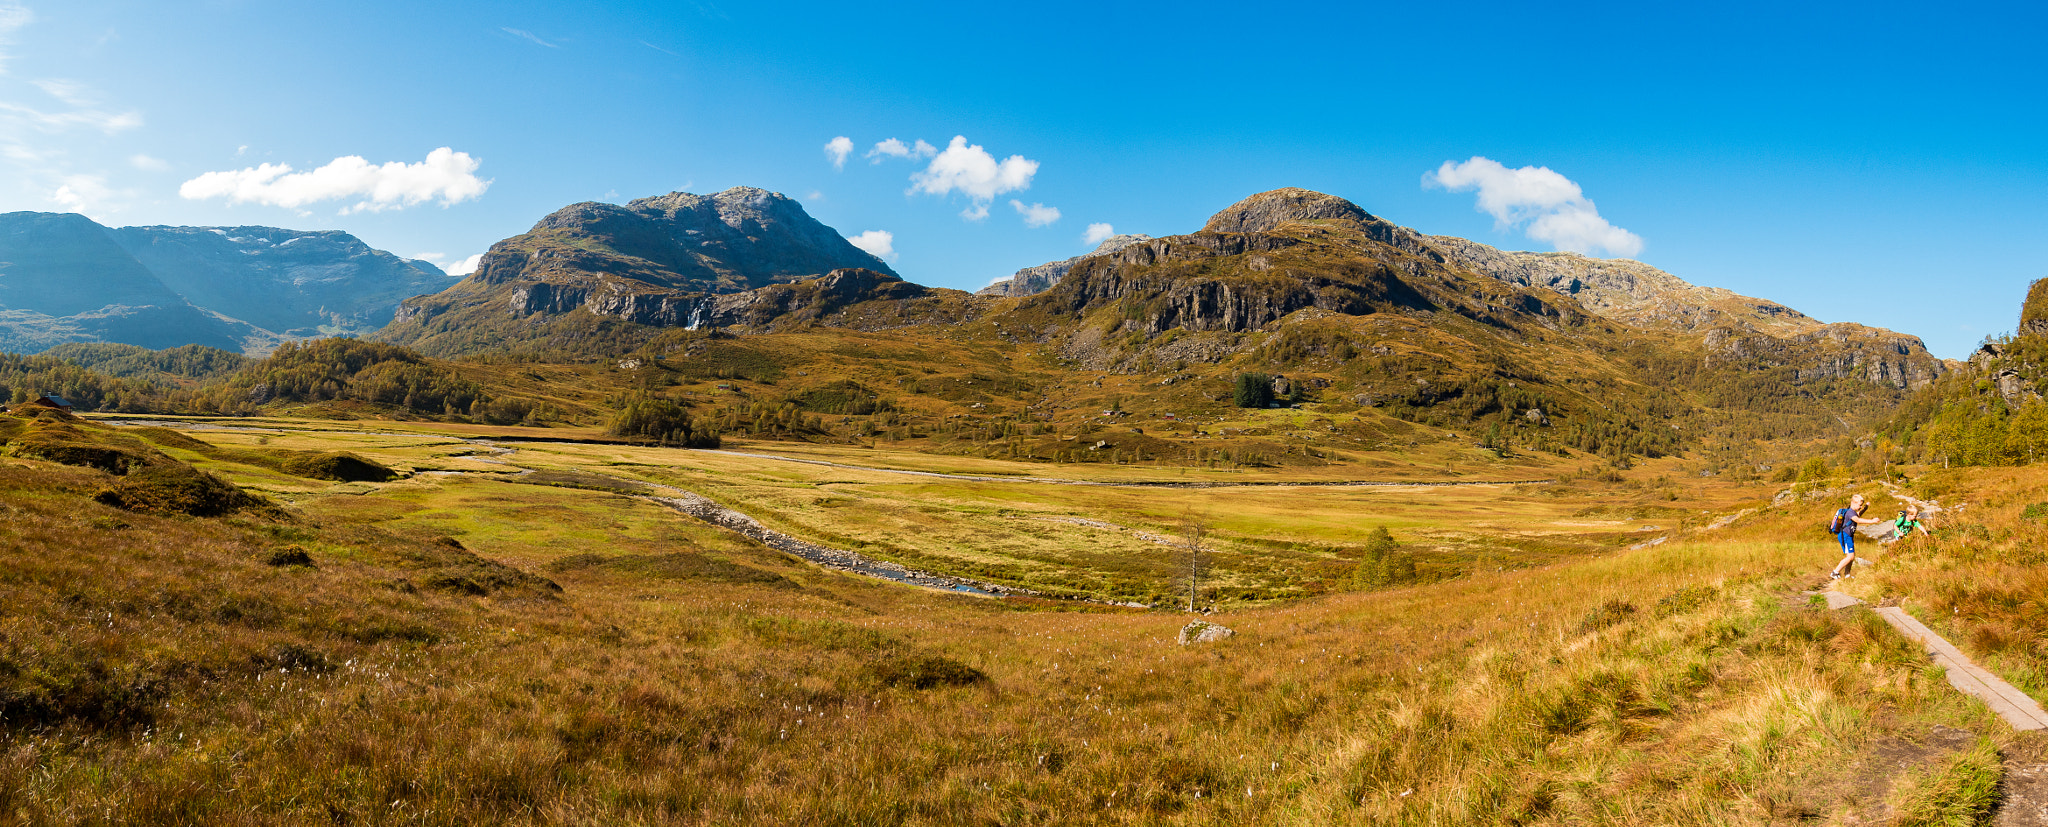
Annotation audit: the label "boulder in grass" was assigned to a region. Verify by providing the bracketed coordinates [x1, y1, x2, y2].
[1178, 620, 1235, 645]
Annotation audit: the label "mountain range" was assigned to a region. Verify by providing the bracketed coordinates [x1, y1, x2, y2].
[0, 211, 450, 355]
[3, 186, 1951, 450]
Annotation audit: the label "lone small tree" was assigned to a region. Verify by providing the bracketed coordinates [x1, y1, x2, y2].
[1350, 526, 1414, 589]
[1179, 506, 1211, 612]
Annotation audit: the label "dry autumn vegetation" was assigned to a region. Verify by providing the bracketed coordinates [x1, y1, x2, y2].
[0, 194, 2040, 823]
[0, 399, 2040, 825]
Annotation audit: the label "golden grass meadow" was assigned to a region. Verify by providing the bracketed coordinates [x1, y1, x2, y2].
[0, 409, 2042, 825]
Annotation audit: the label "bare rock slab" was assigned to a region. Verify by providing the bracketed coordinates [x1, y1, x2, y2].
[1179, 620, 1234, 645]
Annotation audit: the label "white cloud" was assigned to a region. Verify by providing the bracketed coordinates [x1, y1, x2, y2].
[179, 147, 491, 214]
[444, 253, 483, 276]
[1423, 156, 1643, 258]
[1010, 199, 1059, 228]
[129, 153, 167, 171]
[865, 137, 937, 163]
[824, 136, 852, 170]
[847, 229, 896, 262]
[909, 135, 1039, 221]
[1083, 222, 1114, 246]
[50, 173, 110, 214]
[806, 190, 823, 201]
[0, 98, 139, 133]
[0, 2, 31, 74]
[502, 27, 557, 48]
[0, 78, 140, 136]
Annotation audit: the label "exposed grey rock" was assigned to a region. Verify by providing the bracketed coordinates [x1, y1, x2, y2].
[1429, 234, 1820, 335]
[1434, 233, 1948, 391]
[1200, 188, 1372, 234]
[1177, 620, 1234, 645]
[978, 233, 1152, 298]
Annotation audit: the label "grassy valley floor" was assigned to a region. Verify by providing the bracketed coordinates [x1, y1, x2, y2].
[0, 415, 2039, 824]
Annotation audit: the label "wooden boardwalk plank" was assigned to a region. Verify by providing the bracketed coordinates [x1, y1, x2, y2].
[1873, 605, 2048, 731]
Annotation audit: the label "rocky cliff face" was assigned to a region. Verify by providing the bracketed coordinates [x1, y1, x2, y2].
[1431, 233, 1946, 391]
[382, 189, 933, 355]
[108, 225, 450, 338]
[978, 234, 1152, 298]
[1428, 235, 1821, 335]
[0, 212, 254, 353]
[1702, 324, 1945, 390]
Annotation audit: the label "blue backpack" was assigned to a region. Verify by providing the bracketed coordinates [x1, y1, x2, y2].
[1826, 508, 1849, 534]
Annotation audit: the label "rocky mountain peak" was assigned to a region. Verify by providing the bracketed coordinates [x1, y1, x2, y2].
[1200, 188, 1374, 234]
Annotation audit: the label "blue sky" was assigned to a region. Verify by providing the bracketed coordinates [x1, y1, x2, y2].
[4, 0, 2042, 359]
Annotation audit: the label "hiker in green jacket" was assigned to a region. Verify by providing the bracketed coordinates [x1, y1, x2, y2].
[1886, 504, 1932, 543]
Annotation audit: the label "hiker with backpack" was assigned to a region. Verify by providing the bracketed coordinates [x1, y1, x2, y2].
[1884, 504, 1933, 544]
[1828, 494, 1883, 580]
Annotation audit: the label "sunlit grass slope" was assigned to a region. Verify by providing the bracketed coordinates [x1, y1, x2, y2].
[0, 414, 2031, 824]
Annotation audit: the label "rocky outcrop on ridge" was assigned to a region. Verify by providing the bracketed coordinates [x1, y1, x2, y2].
[978, 233, 1153, 297]
[1199, 187, 1373, 234]
[1428, 235, 1821, 335]
[1430, 233, 1946, 391]
[1702, 324, 1945, 391]
[2021, 276, 2048, 337]
[699, 268, 969, 331]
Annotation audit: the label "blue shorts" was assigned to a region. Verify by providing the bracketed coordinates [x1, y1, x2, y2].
[1838, 531, 1856, 555]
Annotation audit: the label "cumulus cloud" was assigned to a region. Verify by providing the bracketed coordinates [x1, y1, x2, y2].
[1423, 156, 1643, 258]
[129, 153, 167, 171]
[824, 136, 852, 170]
[865, 138, 936, 163]
[1010, 199, 1059, 228]
[179, 147, 491, 214]
[909, 135, 1038, 221]
[51, 173, 110, 214]
[847, 229, 895, 262]
[443, 253, 483, 276]
[1082, 222, 1115, 246]
[411, 252, 479, 276]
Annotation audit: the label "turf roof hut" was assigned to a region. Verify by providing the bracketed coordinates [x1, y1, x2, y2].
[22, 394, 74, 412]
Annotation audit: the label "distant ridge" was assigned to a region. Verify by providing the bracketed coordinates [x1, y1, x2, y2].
[978, 233, 1153, 298]
[0, 212, 253, 353]
[0, 211, 450, 355]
